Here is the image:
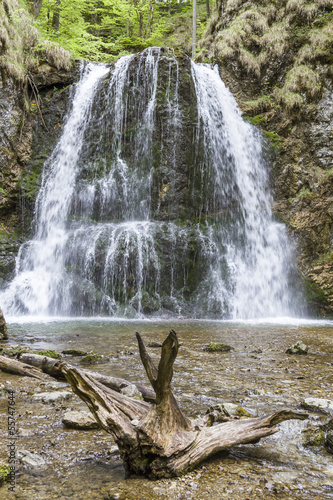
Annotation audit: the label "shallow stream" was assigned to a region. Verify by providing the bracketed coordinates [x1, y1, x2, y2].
[1, 318, 333, 499]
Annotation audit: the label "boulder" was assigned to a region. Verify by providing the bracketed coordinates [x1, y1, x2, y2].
[285, 341, 308, 355]
[301, 398, 333, 414]
[62, 410, 99, 430]
[17, 450, 46, 466]
[33, 391, 72, 403]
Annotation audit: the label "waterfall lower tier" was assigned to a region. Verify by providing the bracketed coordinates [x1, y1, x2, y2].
[0, 48, 304, 319]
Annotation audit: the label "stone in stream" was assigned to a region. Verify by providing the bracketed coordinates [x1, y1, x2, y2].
[203, 342, 233, 352]
[120, 384, 142, 400]
[326, 431, 333, 454]
[17, 450, 46, 467]
[301, 398, 333, 414]
[33, 391, 72, 403]
[285, 341, 308, 355]
[62, 410, 100, 430]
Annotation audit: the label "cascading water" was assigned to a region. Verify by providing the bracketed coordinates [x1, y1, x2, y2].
[0, 48, 303, 319]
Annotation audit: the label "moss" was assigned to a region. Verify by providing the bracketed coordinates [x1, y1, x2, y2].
[304, 277, 328, 310]
[0, 464, 11, 485]
[62, 349, 88, 356]
[203, 342, 234, 352]
[80, 352, 103, 365]
[32, 349, 62, 359]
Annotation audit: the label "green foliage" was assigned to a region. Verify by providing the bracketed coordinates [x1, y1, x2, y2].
[35, 0, 211, 61]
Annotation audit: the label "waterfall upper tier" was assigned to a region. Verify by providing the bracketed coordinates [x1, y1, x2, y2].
[0, 48, 304, 319]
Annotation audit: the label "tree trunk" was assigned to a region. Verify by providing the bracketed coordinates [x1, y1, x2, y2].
[52, 0, 60, 30]
[192, 0, 197, 59]
[0, 355, 45, 379]
[19, 353, 156, 403]
[58, 330, 308, 478]
[206, 0, 211, 19]
[149, 0, 156, 37]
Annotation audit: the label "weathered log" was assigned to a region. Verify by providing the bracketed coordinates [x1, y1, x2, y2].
[19, 353, 155, 402]
[0, 355, 45, 379]
[59, 330, 308, 478]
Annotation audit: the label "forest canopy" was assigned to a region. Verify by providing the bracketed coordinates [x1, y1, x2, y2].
[32, 0, 213, 61]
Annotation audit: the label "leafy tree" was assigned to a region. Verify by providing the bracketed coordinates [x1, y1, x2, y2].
[34, 0, 212, 61]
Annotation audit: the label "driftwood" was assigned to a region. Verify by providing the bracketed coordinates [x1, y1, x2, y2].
[19, 353, 156, 402]
[0, 354, 45, 379]
[58, 330, 308, 478]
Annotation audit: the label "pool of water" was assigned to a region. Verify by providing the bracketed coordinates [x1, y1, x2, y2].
[1, 317, 333, 499]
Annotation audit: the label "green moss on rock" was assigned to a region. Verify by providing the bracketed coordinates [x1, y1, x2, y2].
[203, 342, 234, 352]
[0, 463, 11, 484]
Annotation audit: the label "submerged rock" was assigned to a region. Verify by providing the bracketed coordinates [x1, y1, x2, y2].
[203, 343, 233, 352]
[62, 349, 88, 356]
[80, 352, 103, 365]
[33, 391, 72, 403]
[147, 342, 163, 348]
[285, 341, 308, 355]
[17, 450, 46, 467]
[301, 398, 333, 414]
[62, 410, 99, 430]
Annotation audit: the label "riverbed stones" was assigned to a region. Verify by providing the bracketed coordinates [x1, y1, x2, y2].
[33, 390, 72, 403]
[62, 410, 99, 430]
[285, 341, 308, 355]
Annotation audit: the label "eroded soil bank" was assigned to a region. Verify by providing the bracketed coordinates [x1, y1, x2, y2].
[0, 319, 333, 499]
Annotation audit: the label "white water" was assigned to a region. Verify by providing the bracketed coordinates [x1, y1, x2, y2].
[191, 63, 298, 318]
[0, 50, 304, 319]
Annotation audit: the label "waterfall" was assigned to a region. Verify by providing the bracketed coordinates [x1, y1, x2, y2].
[0, 48, 303, 319]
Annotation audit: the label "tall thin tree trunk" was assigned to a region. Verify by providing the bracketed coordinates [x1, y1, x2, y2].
[206, 0, 211, 19]
[149, 0, 156, 37]
[52, 0, 60, 30]
[192, 0, 197, 59]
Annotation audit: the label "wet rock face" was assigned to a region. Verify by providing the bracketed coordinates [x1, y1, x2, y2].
[0, 65, 78, 285]
[199, 0, 333, 315]
[0, 307, 8, 340]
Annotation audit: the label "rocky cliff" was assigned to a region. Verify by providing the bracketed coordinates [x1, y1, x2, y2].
[1, 0, 333, 315]
[199, 0, 333, 315]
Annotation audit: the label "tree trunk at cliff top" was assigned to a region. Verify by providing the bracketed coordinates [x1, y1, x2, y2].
[59, 330, 308, 478]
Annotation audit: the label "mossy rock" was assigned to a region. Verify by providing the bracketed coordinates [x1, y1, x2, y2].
[203, 342, 234, 352]
[325, 430, 333, 454]
[62, 349, 88, 356]
[0, 464, 11, 484]
[303, 426, 325, 447]
[285, 341, 308, 355]
[80, 352, 103, 365]
[32, 350, 62, 359]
